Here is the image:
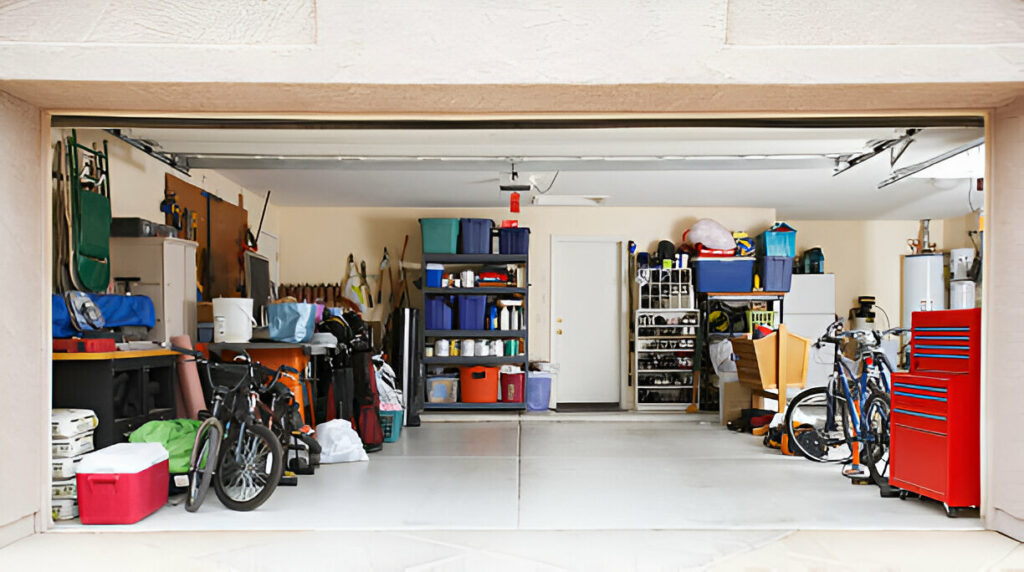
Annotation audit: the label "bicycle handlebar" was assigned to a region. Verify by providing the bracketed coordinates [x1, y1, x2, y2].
[170, 345, 203, 359]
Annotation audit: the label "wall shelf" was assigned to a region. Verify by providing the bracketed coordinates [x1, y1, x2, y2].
[423, 253, 528, 264]
[423, 402, 526, 410]
[425, 329, 525, 338]
[423, 287, 526, 295]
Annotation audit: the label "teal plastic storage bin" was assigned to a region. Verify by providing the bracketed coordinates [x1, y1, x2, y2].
[379, 410, 403, 443]
[756, 222, 797, 257]
[420, 218, 460, 254]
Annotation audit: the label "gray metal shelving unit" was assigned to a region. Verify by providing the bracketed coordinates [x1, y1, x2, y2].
[421, 251, 529, 410]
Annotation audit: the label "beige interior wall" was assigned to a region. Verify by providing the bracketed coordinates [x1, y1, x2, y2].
[279, 206, 776, 363]
[787, 220, 929, 327]
[65, 129, 279, 236]
[985, 97, 1024, 540]
[0, 91, 46, 546]
[941, 212, 981, 252]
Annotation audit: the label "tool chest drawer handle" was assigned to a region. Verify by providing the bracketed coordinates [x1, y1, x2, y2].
[916, 344, 970, 350]
[892, 382, 947, 393]
[894, 391, 947, 402]
[913, 353, 969, 359]
[894, 408, 946, 421]
[915, 335, 970, 341]
[914, 327, 970, 332]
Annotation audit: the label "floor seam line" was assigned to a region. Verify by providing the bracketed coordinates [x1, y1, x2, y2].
[516, 416, 523, 529]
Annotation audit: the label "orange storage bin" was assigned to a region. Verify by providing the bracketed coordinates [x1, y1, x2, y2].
[234, 348, 313, 425]
[460, 366, 498, 403]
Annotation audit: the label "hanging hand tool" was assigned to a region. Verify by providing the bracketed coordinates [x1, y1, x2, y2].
[377, 247, 391, 306]
[359, 260, 374, 309]
[394, 235, 411, 309]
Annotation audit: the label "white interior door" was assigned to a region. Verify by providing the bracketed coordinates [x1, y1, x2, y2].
[258, 232, 280, 286]
[552, 238, 624, 404]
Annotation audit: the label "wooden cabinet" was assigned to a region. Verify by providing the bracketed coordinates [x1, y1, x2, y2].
[110, 237, 198, 343]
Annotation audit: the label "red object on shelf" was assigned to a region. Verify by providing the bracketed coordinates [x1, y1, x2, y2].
[500, 372, 525, 403]
[499, 219, 519, 228]
[460, 366, 498, 403]
[52, 337, 116, 353]
[889, 308, 981, 510]
[510, 192, 520, 213]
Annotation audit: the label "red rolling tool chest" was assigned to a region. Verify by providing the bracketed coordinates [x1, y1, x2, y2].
[890, 308, 981, 514]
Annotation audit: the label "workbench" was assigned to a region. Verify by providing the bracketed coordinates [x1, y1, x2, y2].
[52, 349, 178, 449]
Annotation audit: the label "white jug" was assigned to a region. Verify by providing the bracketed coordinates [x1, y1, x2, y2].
[212, 298, 257, 343]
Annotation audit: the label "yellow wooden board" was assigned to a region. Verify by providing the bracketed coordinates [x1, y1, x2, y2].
[52, 349, 178, 361]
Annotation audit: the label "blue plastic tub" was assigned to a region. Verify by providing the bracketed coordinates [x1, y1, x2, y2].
[692, 258, 755, 293]
[498, 228, 530, 255]
[457, 295, 487, 330]
[420, 218, 460, 254]
[526, 372, 552, 411]
[425, 296, 453, 330]
[460, 218, 494, 254]
[759, 256, 794, 292]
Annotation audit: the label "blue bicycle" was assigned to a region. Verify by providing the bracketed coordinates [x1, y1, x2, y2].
[785, 319, 905, 480]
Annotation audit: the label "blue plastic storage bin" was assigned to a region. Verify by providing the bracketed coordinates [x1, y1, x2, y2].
[759, 256, 794, 292]
[526, 372, 552, 411]
[692, 258, 755, 293]
[457, 295, 487, 330]
[498, 228, 530, 255]
[425, 296, 453, 330]
[420, 218, 460, 254]
[755, 223, 797, 257]
[460, 218, 494, 254]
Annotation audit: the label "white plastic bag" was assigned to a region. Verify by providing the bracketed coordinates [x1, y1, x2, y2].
[685, 219, 736, 250]
[712, 337, 737, 382]
[315, 419, 369, 463]
[373, 355, 404, 411]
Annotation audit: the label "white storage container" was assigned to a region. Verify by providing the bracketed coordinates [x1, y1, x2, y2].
[51, 408, 98, 439]
[52, 431, 94, 458]
[51, 498, 78, 521]
[52, 477, 77, 499]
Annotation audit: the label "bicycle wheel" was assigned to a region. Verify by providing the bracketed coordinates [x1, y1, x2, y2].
[784, 387, 852, 463]
[861, 392, 891, 479]
[185, 417, 222, 513]
[213, 422, 284, 511]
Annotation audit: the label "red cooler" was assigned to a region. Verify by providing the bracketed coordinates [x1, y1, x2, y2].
[76, 442, 169, 524]
[500, 372, 525, 403]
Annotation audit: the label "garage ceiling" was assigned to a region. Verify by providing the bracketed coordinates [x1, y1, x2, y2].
[120, 124, 984, 220]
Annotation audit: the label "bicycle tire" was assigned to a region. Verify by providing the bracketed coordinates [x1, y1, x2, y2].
[213, 423, 284, 512]
[861, 391, 891, 479]
[185, 417, 222, 513]
[784, 387, 852, 463]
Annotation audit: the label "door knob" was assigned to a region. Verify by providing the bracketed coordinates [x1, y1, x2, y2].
[556, 329, 563, 335]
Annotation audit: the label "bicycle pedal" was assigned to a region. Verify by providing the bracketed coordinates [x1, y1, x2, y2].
[279, 474, 298, 487]
[849, 477, 873, 485]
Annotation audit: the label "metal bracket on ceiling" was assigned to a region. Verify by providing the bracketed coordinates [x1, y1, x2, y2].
[103, 128, 191, 177]
[833, 128, 921, 177]
[890, 137, 914, 167]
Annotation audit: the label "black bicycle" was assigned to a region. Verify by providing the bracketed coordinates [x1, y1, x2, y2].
[174, 347, 285, 512]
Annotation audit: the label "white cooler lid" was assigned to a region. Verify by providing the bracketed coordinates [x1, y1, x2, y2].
[77, 442, 169, 474]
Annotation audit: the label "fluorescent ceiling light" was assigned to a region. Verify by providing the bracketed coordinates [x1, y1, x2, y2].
[532, 195, 608, 206]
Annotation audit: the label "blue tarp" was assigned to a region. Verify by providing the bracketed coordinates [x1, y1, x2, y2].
[53, 293, 156, 338]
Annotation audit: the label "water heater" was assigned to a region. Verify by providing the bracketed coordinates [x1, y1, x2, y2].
[902, 253, 945, 328]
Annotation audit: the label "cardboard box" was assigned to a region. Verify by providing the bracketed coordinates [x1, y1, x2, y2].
[720, 379, 753, 426]
[197, 301, 213, 323]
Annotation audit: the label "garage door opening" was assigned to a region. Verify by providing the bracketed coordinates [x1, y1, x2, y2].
[46, 114, 987, 532]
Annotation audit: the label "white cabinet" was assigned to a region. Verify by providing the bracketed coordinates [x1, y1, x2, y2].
[110, 237, 198, 343]
[783, 274, 836, 388]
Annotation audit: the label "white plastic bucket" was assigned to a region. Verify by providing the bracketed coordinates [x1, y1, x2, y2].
[213, 298, 256, 343]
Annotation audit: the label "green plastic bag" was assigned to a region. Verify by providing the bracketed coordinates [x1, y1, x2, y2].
[129, 419, 201, 474]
